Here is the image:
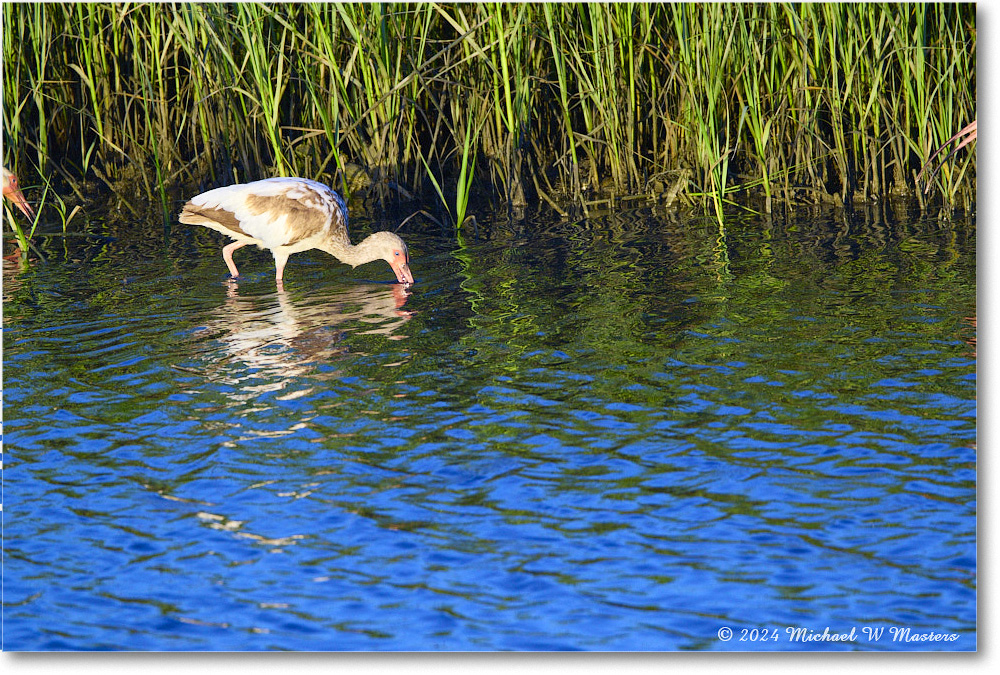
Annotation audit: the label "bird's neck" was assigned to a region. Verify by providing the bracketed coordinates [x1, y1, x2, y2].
[323, 234, 381, 268]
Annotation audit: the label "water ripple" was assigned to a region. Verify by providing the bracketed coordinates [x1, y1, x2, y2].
[2, 212, 976, 650]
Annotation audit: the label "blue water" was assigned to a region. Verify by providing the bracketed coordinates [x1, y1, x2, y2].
[2, 207, 976, 650]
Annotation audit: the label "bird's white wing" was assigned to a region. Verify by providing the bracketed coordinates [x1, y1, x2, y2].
[185, 178, 341, 248]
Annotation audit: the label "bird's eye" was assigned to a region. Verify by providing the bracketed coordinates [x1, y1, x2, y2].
[394, 250, 400, 256]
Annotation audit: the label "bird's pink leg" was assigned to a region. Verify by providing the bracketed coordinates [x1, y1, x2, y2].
[223, 241, 247, 277]
[273, 252, 289, 286]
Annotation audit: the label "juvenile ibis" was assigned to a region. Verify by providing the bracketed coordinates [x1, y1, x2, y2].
[179, 177, 413, 287]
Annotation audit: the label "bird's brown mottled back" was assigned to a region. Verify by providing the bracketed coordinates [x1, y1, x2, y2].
[245, 192, 329, 245]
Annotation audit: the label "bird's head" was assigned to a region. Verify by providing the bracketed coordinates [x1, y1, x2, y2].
[366, 231, 414, 284]
[2, 167, 35, 220]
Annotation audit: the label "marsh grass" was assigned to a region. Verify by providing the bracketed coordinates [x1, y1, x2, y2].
[1, 2, 976, 233]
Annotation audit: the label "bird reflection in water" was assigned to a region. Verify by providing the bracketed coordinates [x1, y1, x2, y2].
[2, 254, 25, 301]
[185, 282, 413, 401]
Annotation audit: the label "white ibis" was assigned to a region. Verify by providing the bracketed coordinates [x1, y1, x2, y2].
[179, 177, 414, 286]
[2, 167, 35, 220]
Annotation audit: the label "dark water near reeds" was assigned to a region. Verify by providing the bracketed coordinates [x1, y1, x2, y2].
[1, 204, 976, 651]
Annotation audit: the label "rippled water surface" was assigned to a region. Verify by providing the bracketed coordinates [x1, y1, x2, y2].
[2, 206, 976, 650]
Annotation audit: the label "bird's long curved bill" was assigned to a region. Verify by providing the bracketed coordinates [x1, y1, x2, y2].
[4, 185, 35, 220]
[391, 260, 414, 285]
[916, 120, 977, 186]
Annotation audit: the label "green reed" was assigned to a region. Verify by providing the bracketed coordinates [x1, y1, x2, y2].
[1, 2, 976, 234]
